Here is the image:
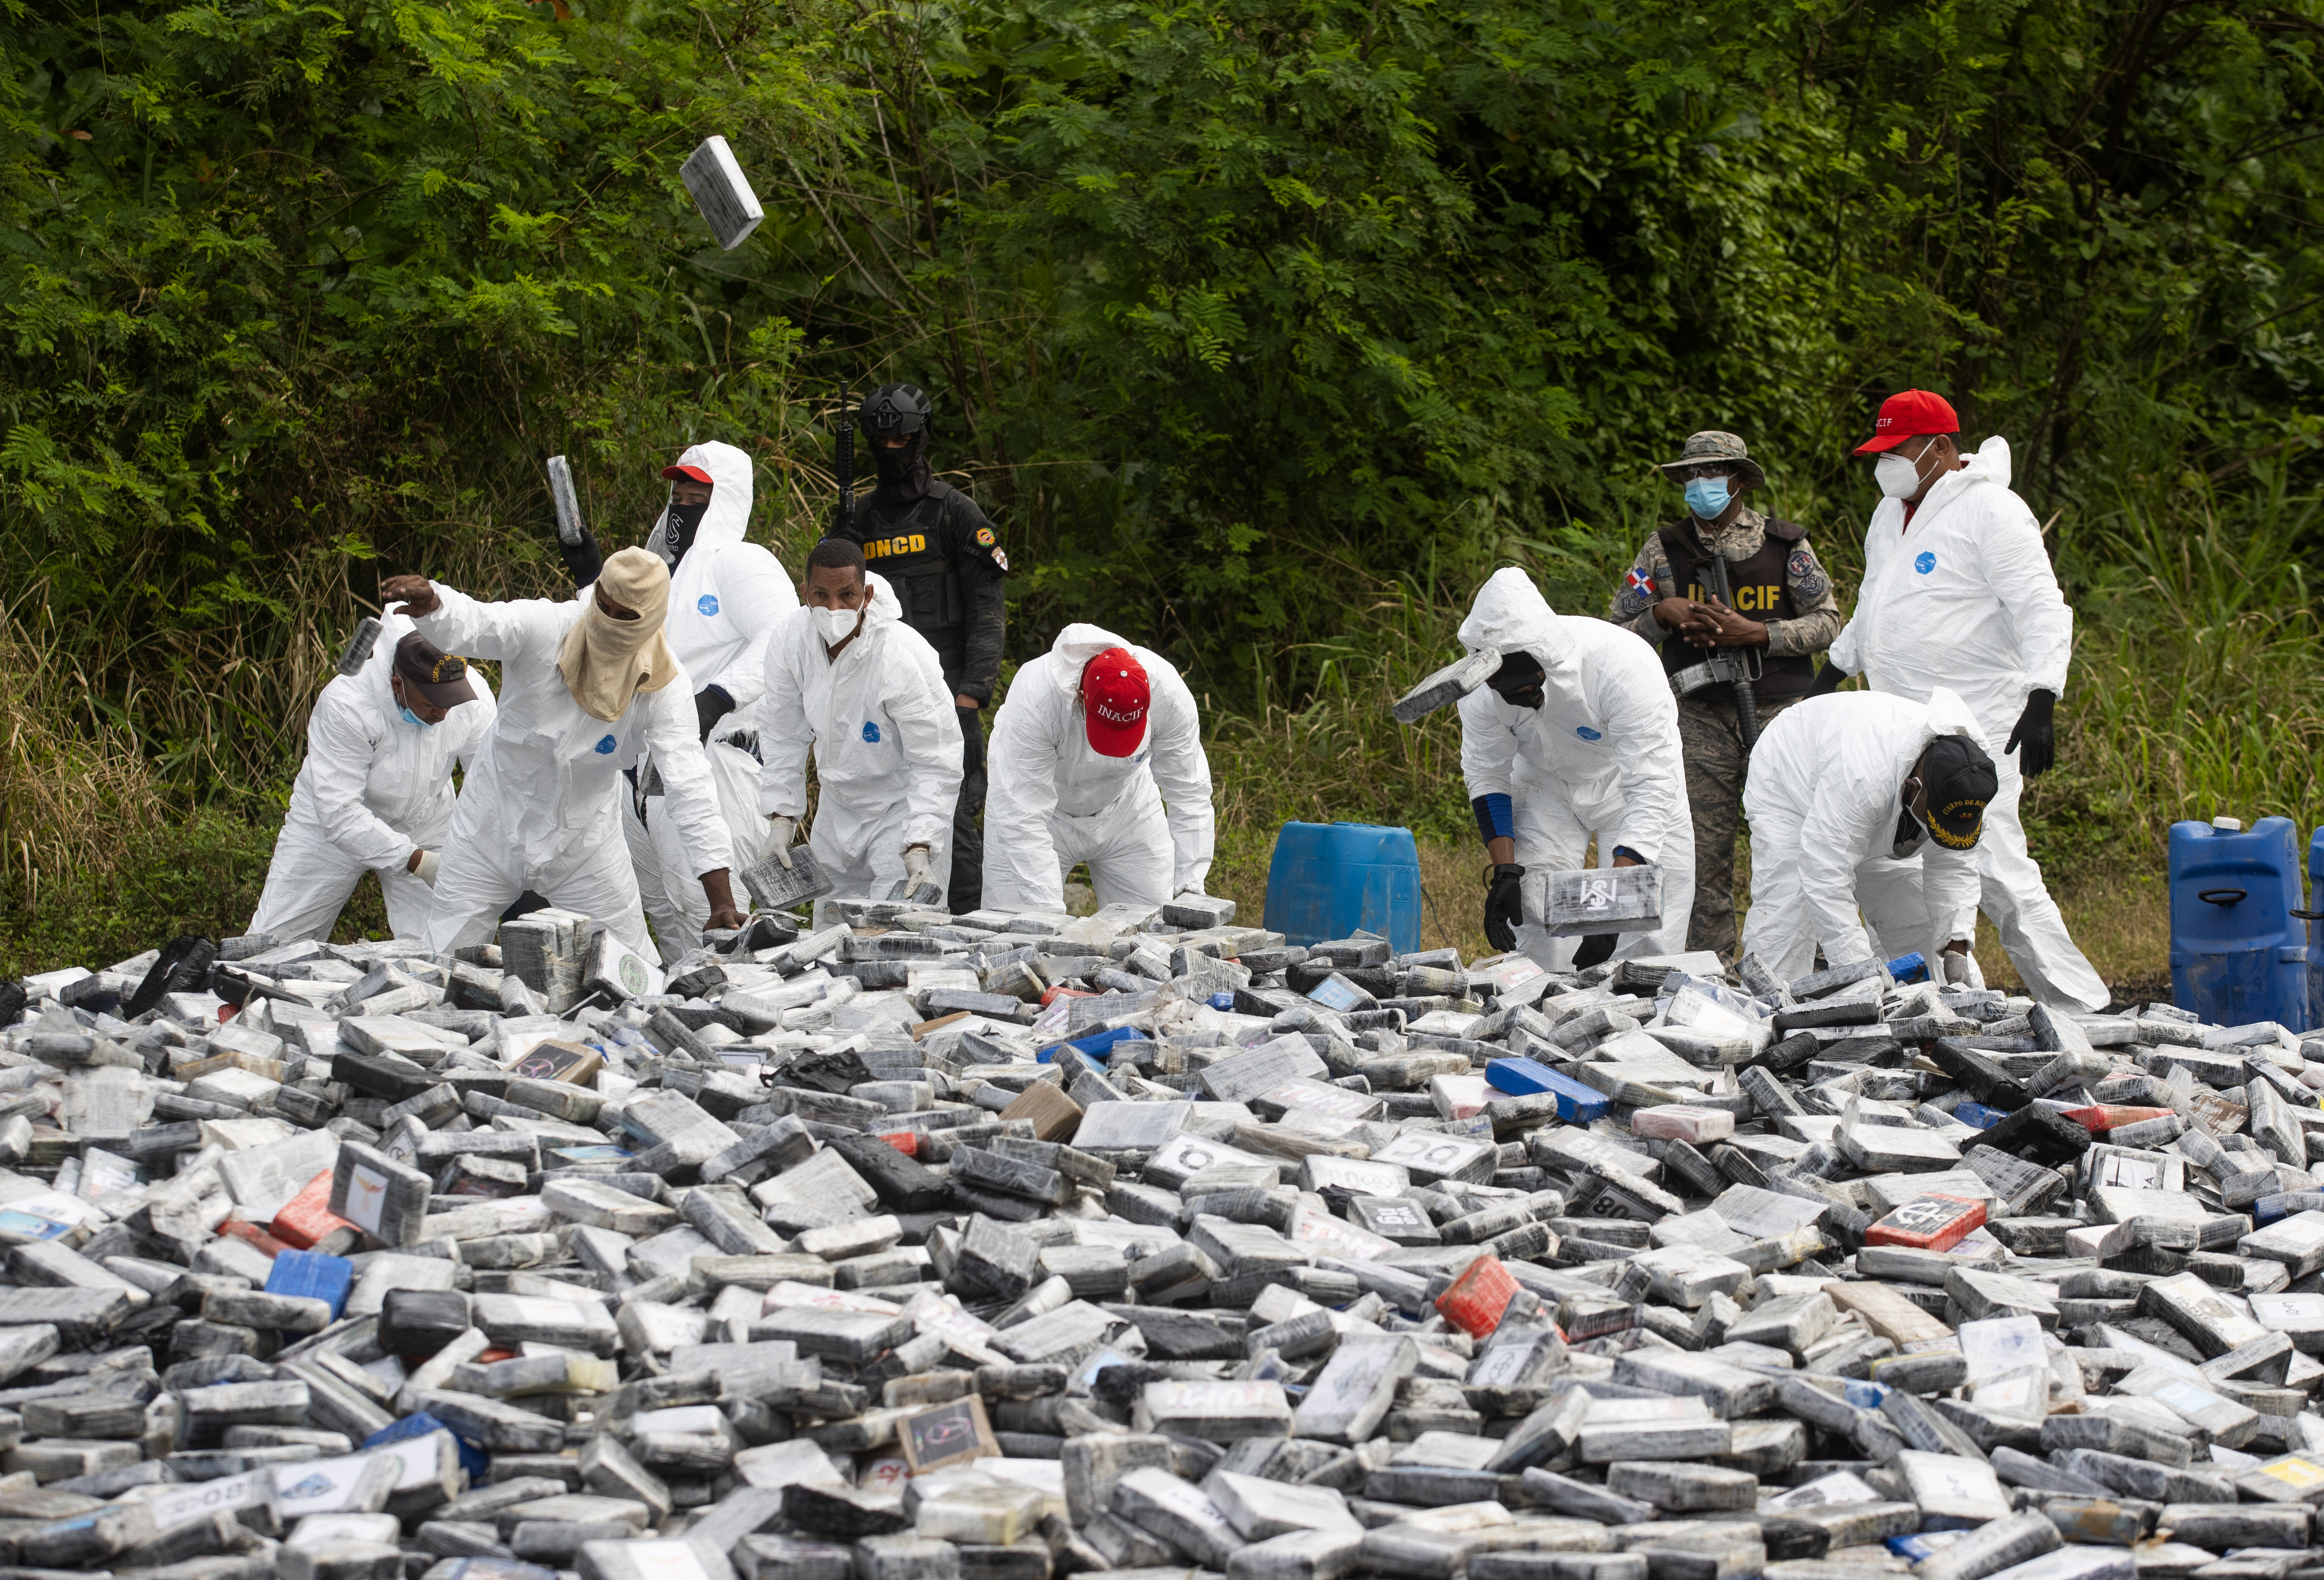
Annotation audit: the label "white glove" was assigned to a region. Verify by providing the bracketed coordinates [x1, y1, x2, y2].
[1941, 947, 1972, 986]
[1175, 886, 1207, 900]
[903, 845, 933, 887]
[767, 815, 796, 869]
[412, 849, 440, 888]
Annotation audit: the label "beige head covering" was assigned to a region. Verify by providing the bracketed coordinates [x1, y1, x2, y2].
[558, 547, 679, 721]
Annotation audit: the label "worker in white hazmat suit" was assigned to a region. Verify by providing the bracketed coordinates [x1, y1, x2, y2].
[1810, 389, 2108, 1010]
[758, 539, 963, 903]
[1740, 689, 1998, 984]
[248, 615, 496, 943]
[619, 440, 798, 959]
[981, 624, 1215, 915]
[379, 551, 743, 962]
[1457, 567, 1694, 971]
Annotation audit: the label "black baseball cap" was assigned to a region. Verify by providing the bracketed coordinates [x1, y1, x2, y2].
[393, 632, 478, 708]
[1918, 735, 1997, 850]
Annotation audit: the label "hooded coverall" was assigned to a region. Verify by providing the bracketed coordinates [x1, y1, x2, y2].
[1740, 689, 1990, 983]
[249, 611, 498, 943]
[1827, 436, 2108, 1010]
[619, 440, 799, 959]
[412, 587, 733, 963]
[1457, 568, 1695, 970]
[981, 623, 1215, 915]
[758, 573, 964, 904]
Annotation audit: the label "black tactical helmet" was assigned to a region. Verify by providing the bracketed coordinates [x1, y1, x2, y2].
[858, 383, 932, 440]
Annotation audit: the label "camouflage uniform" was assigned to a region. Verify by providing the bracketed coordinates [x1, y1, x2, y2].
[1608, 506, 1843, 956]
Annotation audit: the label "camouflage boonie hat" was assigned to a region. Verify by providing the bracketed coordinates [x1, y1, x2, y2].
[1657, 431, 1766, 493]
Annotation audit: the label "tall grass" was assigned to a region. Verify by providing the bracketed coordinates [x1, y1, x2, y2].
[2054, 476, 2324, 849]
[0, 595, 166, 915]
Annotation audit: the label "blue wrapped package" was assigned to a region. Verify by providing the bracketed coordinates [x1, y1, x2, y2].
[265, 1248, 354, 1320]
[1038, 1024, 1141, 1064]
[368, 1412, 489, 1484]
[1484, 1057, 1609, 1122]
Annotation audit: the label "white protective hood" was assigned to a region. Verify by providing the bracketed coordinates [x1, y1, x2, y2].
[651, 439, 754, 568]
[1045, 623, 1127, 693]
[1457, 567, 1581, 693]
[651, 440, 798, 710]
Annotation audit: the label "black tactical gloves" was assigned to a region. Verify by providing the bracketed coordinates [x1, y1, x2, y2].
[1484, 863, 1526, 952]
[559, 523, 604, 592]
[2007, 688, 2057, 777]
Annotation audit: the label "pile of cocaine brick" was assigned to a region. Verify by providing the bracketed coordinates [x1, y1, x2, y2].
[10, 897, 2324, 1580]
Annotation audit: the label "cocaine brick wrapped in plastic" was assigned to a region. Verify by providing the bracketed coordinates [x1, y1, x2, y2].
[680, 136, 766, 250]
[1390, 648, 1504, 724]
[8, 895, 2323, 1580]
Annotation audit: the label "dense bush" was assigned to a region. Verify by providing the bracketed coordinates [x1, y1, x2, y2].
[6, 0, 2324, 963]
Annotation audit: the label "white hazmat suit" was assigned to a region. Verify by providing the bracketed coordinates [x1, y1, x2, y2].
[758, 574, 963, 904]
[249, 611, 497, 943]
[414, 586, 734, 963]
[1740, 689, 1988, 983]
[619, 440, 799, 960]
[1457, 568, 1694, 970]
[981, 623, 1216, 915]
[1828, 436, 2108, 1009]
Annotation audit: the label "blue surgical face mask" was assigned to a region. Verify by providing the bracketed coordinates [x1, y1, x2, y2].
[1684, 476, 1731, 519]
[399, 705, 435, 730]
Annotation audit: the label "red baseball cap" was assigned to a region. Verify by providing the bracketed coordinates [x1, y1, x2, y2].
[1083, 648, 1150, 757]
[1854, 389, 1960, 455]
[660, 462, 713, 483]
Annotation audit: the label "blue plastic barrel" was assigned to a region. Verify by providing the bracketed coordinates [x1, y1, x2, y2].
[2168, 815, 2308, 1029]
[1262, 821, 1423, 954]
[2308, 826, 2324, 1030]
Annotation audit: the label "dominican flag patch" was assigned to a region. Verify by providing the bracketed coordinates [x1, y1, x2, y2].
[1624, 565, 1656, 597]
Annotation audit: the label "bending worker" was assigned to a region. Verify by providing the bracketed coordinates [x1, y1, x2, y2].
[248, 614, 496, 943]
[1808, 389, 2107, 1009]
[1741, 689, 1997, 982]
[982, 624, 1216, 915]
[1459, 567, 1692, 969]
[621, 440, 797, 959]
[759, 539, 963, 904]
[1609, 431, 1841, 956]
[829, 384, 1008, 914]
[379, 552, 744, 961]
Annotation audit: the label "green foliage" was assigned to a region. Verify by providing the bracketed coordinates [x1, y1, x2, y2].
[9, 0, 2324, 977]
[3, 0, 842, 791]
[0, 809, 288, 977]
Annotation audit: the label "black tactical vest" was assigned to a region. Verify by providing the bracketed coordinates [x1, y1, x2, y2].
[1656, 517, 1816, 702]
[848, 481, 971, 630]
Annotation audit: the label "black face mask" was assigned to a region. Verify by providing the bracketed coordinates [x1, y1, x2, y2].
[663, 498, 708, 561]
[871, 430, 931, 495]
[1487, 650, 1547, 709]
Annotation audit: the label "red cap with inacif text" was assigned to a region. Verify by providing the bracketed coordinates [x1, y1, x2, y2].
[1083, 648, 1150, 757]
[1854, 389, 1960, 454]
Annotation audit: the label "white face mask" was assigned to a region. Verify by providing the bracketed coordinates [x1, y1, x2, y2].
[1875, 451, 1924, 499]
[814, 604, 864, 646]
